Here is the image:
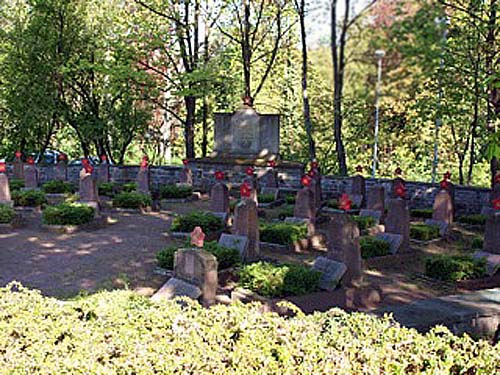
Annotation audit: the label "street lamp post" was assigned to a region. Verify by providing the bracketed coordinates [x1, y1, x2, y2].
[372, 49, 385, 178]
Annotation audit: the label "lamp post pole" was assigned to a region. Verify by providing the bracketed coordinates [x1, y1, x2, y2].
[372, 50, 385, 178]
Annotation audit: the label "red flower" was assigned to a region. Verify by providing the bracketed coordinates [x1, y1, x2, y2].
[493, 197, 500, 211]
[311, 160, 319, 169]
[246, 166, 254, 176]
[268, 160, 276, 168]
[339, 193, 352, 211]
[15, 151, 22, 159]
[82, 158, 89, 166]
[301, 174, 312, 187]
[27, 156, 34, 165]
[0, 162, 6, 173]
[140, 156, 149, 169]
[58, 153, 67, 161]
[355, 165, 363, 173]
[215, 171, 224, 181]
[182, 159, 189, 166]
[440, 179, 449, 190]
[84, 163, 93, 174]
[100, 154, 107, 161]
[394, 182, 406, 198]
[190, 226, 205, 248]
[307, 169, 316, 177]
[495, 174, 500, 185]
[240, 181, 252, 198]
[444, 171, 452, 180]
[395, 167, 402, 176]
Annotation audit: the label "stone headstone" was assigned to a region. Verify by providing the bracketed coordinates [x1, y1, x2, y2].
[483, 212, 500, 254]
[210, 182, 229, 213]
[311, 173, 322, 208]
[97, 161, 110, 183]
[359, 209, 382, 224]
[312, 256, 347, 291]
[136, 167, 150, 194]
[0, 174, 12, 206]
[294, 187, 315, 220]
[424, 219, 449, 237]
[79, 168, 98, 202]
[260, 169, 279, 188]
[174, 248, 218, 305]
[243, 176, 258, 204]
[54, 161, 68, 181]
[232, 198, 259, 261]
[13, 159, 23, 180]
[24, 164, 38, 189]
[473, 251, 500, 276]
[351, 175, 366, 208]
[432, 189, 454, 224]
[385, 198, 410, 251]
[179, 167, 193, 185]
[375, 233, 403, 254]
[391, 177, 406, 199]
[366, 186, 385, 212]
[323, 213, 362, 286]
[218, 233, 249, 260]
[151, 278, 202, 301]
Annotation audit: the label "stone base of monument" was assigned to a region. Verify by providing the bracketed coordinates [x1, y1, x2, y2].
[40, 215, 110, 234]
[473, 251, 500, 276]
[45, 194, 66, 206]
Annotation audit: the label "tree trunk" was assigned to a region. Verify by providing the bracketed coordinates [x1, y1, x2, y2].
[202, 96, 208, 158]
[184, 95, 196, 158]
[243, 0, 252, 101]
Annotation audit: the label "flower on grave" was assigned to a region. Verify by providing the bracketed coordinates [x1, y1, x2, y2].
[493, 197, 500, 211]
[444, 171, 452, 180]
[440, 179, 449, 190]
[243, 95, 253, 107]
[307, 169, 316, 177]
[246, 166, 254, 176]
[190, 226, 205, 248]
[15, 151, 22, 159]
[0, 162, 6, 173]
[355, 165, 363, 173]
[140, 156, 149, 169]
[395, 167, 402, 176]
[58, 153, 67, 161]
[100, 154, 107, 162]
[240, 181, 252, 198]
[495, 173, 500, 185]
[182, 159, 189, 166]
[310, 160, 319, 171]
[268, 160, 276, 168]
[82, 159, 93, 174]
[27, 156, 34, 165]
[339, 193, 352, 211]
[394, 181, 406, 198]
[301, 174, 312, 187]
[215, 170, 224, 181]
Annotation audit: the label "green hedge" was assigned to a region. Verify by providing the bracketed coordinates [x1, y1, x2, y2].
[277, 205, 294, 221]
[0, 284, 498, 374]
[239, 261, 321, 297]
[42, 203, 94, 226]
[360, 237, 391, 259]
[112, 192, 152, 209]
[411, 208, 433, 219]
[260, 222, 307, 246]
[471, 236, 483, 249]
[8, 178, 24, 191]
[284, 194, 296, 204]
[258, 193, 276, 203]
[11, 189, 46, 207]
[98, 182, 116, 197]
[170, 212, 224, 234]
[425, 255, 487, 282]
[410, 223, 440, 241]
[0, 204, 15, 224]
[352, 215, 376, 230]
[457, 214, 487, 226]
[121, 182, 137, 192]
[42, 180, 74, 194]
[160, 184, 193, 199]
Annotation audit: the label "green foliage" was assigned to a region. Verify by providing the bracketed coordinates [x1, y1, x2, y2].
[11, 189, 46, 207]
[156, 246, 177, 269]
[257, 193, 276, 203]
[170, 212, 224, 234]
[410, 224, 440, 241]
[98, 182, 116, 197]
[42, 203, 94, 226]
[284, 194, 296, 204]
[260, 222, 307, 246]
[0, 204, 15, 224]
[425, 255, 487, 282]
[352, 215, 376, 230]
[239, 261, 321, 298]
[160, 184, 193, 199]
[411, 208, 433, 219]
[42, 180, 73, 194]
[8, 179, 24, 191]
[360, 237, 391, 259]
[112, 192, 151, 209]
[457, 214, 487, 226]
[471, 236, 483, 250]
[277, 205, 295, 220]
[0, 284, 498, 373]
[121, 182, 138, 193]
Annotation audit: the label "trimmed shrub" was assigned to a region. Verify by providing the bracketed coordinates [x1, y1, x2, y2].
[0, 284, 498, 374]
[0, 204, 15, 224]
[160, 184, 193, 199]
[112, 192, 152, 209]
[239, 261, 321, 297]
[277, 205, 295, 221]
[170, 212, 224, 234]
[42, 203, 94, 226]
[156, 246, 177, 269]
[11, 189, 46, 207]
[410, 223, 440, 241]
[360, 237, 391, 259]
[98, 182, 116, 197]
[352, 215, 376, 230]
[9, 178, 24, 191]
[285, 194, 296, 204]
[258, 193, 276, 203]
[425, 255, 487, 281]
[260, 222, 307, 246]
[457, 214, 487, 226]
[471, 236, 483, 249]
[121, 182, 137, 192]
[42, 180, 73, 194]
[411, 208, 433, 219]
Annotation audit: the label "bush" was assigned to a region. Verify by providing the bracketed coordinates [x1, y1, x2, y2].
[156, 246, 177, 269]
[457, 214, 487, 226]
[260, 222, 307, 246]
[471, 236, 483, 249]
[0, 204, 15, 224]
[0, 284, 498, 374]
[98, 182, 116, 197]
[239, 261, 321, 297]
[410, 223, 440, 241]
[112, 192, 152, 209]
[277, 205, 295, 221]
[352, 215, 376, 230]
[121, 182, 137, 192]
[42, 180, 73, 194]
[42, 203, 94, 226]
[9, 178, 24, 191]
[160, 184, 193, 199]
[170, 212, 224, 234]
[360, 237, 391, 259]
[285, 194, 296, 204]
[258, 193, 276, 203]
[411, 208, 433, 219]
[425, 255, 487, 282]
[11, 189, 46, 207]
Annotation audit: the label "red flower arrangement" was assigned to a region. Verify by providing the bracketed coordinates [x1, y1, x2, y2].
[58, 153, 67, 161]
[311, 160, 319, 169]
[182, 159, 189, 166]
[307, 169, 316, 177]
[339, 193, 352, 211]
[395, 167, 402, 176]
[140, 156, 149, 169]
[27, 156, 34, 165]
[240, 181, 252, 198]
[15, 151, 22, 159]
[493, 197, 500, 211]
[246, 167, 254, 176]
[100, 154, 107, 162]
[444, 171, 452, 180]
[301, 174, 312, 187]
[0, 162, 6, 173]
[355, 165, 363, 173]
[394, 181, 406, 198]
[215, 171, 224, 181]
[268, 160, 276, 168]
[440, 179, 449, 190]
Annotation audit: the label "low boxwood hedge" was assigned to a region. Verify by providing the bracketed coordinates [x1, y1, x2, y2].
[8, 178, 24, 191]
[260, 222, 307, 246]
[284, 194, 296, 204]
[121, 182, 137, 192]
[410, 208, 433, 219]
[98, 182, 116, 197]
[112, 192, 152, 209]
[239, 261, 321, 297]
[360, 236, 391, 259]
[170, 212, 224, 234]
[457, 214, 487, 226]
[471, 236, 483, 249]
[410, 223, 440, 241]
[160, 184, 193, 199]
[257, 193, 276, 203]
[352, 215, 376, 230]
[425, 255, 487, 282]
[11, 189, 46, 207]
[0, 283, 498, 374]
[42, 203, 94, 226]
[42, 180, 74, 194]
[0, 204, 15, 224]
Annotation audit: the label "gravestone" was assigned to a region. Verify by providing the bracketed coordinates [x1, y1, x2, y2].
[432, 189, 454, 224]
[359, 209, 382, 224]
[483, 212, 500, 254]
[385, 198, 410, 251]
[0, 174, 12, 207]
[311, 173, 322, 208]
[351, 175, 366, 208]
[260, 169, 279, 188]
[210, 182, 229, 214]
[391, 177, 406, 199]
[294, 187, 315, 220]
[13, 156, 23, 180]
[97, 160, 110, 183]
[218, 233, 249, 260]
[323, 213, 362, 286]
[232, 198, 259, 261]
[424, 219, 449, 237]
[152, 278, 201, 301]
[79, 168, 98, 203]
[366, 186, 385, 212]
[312, 256, 347, 291]
[260, 187, 279, 201]
[54, 161, 68, 181]
[375, 233, 403, 254]
[136, 167, 150, 194]
[179, 168, 193, 185]
[24, 164, 38, 189]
